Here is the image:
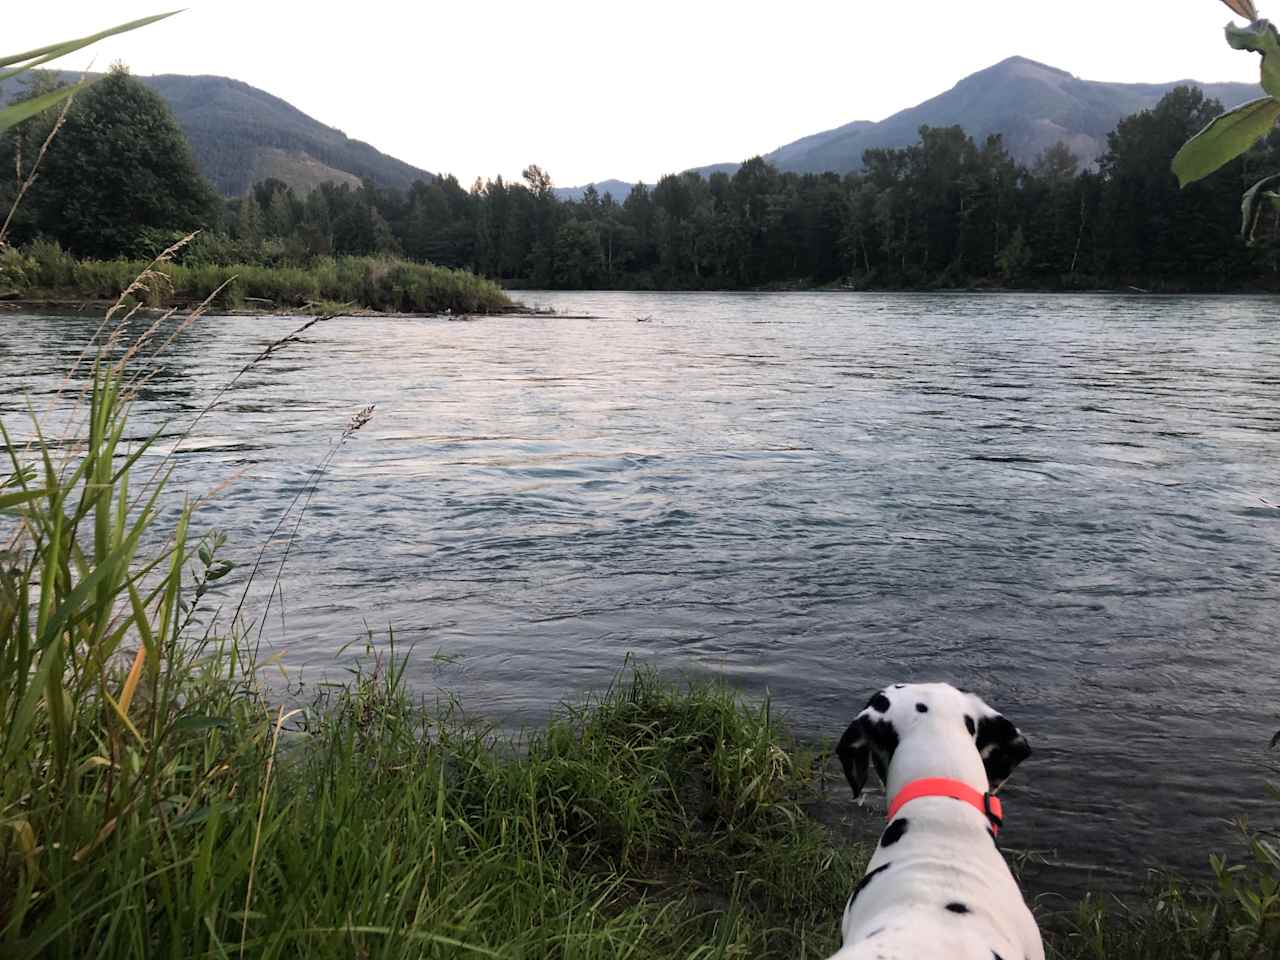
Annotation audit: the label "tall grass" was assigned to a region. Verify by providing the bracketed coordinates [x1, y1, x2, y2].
[1, 398, 863, 957]
[0, 326, 862, 955]
[0, 240, 513, 315]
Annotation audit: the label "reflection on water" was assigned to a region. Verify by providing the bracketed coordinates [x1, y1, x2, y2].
[3, 290, 1280, 898]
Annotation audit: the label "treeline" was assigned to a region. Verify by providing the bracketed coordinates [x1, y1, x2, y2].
[5, 71, 1280, 291]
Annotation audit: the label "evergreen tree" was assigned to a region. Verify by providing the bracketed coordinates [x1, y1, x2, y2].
[266, 188, 295, 238]
[28, 66, 218, 258]
[236, 194, 262, 245]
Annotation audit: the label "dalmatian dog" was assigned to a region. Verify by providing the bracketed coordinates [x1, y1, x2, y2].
[826, 683, 1043, 960]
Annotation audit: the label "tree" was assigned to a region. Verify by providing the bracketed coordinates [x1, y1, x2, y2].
[266, 187, 295, 238]
[25, 66, 218, 258]
[1099, 86, 1241, 280]
[1032, 142, 1080, 184]
[235, 193, 262, 245]
[552, 219, 602, 287]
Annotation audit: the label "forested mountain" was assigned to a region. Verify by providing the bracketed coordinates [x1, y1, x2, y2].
[0, 72, 435, 196]
[556, 56, 1262, 198]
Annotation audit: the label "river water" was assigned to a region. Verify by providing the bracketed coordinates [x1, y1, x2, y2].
[3, 291, 1279, 897]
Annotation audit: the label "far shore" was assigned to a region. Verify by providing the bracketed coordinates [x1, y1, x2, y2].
[5, 285, 1279, 323]
[0, 297, 605, 320]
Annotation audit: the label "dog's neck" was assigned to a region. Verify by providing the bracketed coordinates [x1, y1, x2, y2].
[884, 722, 989, 802]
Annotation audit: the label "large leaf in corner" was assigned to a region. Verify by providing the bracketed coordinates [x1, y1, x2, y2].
[1226, 19, 1280, 98]
[1172, 96, 1280, 187]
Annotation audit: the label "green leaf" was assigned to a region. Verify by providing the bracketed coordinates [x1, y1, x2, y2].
[1227, 19, 1280, 98]
[205, 561, 234, 581]
[1172, 96, 1280, 187]
[1241, 173, 1280, 241]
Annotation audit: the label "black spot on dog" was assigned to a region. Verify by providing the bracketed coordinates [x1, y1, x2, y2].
[991, 953, 1005, 960]
[869, 692, 891, 713]
[945, 902, 970, 914]
[865, 927, 884, 939]
[893, 683, 904, 688]
[850, 862, 891, 903]
[880, 818, 909, 847]
[965, 714, 976, 735]
[915, 702, 928, 713]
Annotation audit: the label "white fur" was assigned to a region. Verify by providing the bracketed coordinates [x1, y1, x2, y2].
[827, 682, 1044, 960]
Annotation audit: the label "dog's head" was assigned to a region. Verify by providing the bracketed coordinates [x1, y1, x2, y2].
[833, 682, 1031, 798]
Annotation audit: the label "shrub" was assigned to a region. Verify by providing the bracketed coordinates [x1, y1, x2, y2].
[8, 247, 514, 314]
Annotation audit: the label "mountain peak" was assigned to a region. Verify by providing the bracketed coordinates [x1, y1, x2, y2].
[986, 55, 1076, 79]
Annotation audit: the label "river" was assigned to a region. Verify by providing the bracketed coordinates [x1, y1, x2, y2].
[3, 290, 1278, 897]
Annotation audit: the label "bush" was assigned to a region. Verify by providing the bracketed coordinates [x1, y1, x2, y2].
[8, 246, 514, 314]
[0, 246, 33, 292]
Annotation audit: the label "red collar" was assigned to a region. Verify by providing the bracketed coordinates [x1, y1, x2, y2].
[886, 778, 1004, 836]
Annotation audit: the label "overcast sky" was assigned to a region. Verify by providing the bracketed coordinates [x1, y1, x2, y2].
[7, 1, 1265, 188]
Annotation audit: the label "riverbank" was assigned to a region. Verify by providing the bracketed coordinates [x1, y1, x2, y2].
[3, 627, 1276, 960]
[0, 299, 574, 320]
[0, 244, 514, 315]
[503, 276, 1280, 295]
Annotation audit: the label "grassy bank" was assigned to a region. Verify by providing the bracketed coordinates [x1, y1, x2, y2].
[3, 319, 1280, 959]
[0, 240, 514, 315]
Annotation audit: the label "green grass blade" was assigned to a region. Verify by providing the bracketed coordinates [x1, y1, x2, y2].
[0, 81, 89, 134]
[0, 489, 48, 512]
[0, 11, 181, 73]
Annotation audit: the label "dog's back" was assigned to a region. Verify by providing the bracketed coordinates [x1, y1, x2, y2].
[827, 918, 1020, 960]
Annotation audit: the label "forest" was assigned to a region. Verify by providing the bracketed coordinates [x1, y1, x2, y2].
[3, 69, 1280, 292]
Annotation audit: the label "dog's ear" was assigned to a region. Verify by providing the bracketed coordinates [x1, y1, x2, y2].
[966, 694, 1031, 791]
[834, 713, 872, 798]
[834, 690, 900, 798]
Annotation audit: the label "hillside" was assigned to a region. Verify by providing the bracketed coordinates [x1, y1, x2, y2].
[1, 72, 435, 196]
[559, 56, 1263, 197]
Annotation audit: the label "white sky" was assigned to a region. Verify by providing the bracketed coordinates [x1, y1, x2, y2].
[6, 1, 1266, 188]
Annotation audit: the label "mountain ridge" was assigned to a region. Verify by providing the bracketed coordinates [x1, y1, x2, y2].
[555, 56, 1263, 200]
[0, 71, 436, 196]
